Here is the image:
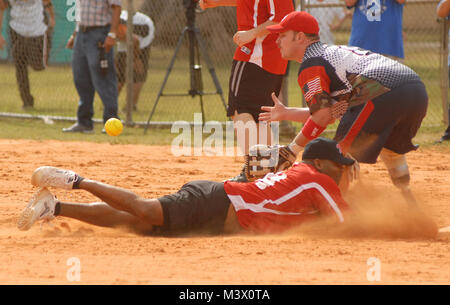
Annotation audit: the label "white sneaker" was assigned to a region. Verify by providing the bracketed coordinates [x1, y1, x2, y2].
[18, 188, 57, 231]
[31, 166, 79, 190]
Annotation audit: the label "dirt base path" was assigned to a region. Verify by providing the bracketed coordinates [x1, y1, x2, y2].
[0, 139, 449, 284]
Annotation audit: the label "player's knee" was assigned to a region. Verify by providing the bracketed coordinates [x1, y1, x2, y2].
[134, 198, 164, 226]
[380, 148, 410, 189]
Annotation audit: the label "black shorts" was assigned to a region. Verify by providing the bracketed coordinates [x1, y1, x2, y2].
[227, 60, 283, 122]
[157, 181, 231, 235]
[116, 46, 151, 84]
[335, 81, 428, 163]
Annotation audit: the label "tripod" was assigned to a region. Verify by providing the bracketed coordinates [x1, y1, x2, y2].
[144, 1, 227, 133]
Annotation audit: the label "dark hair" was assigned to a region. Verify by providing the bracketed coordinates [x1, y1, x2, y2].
[292, 31, 320, 41]
[305, 33, 320, 40]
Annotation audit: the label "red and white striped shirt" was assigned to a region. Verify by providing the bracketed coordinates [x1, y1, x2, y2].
[224, 163, 348, 233]
[234, 0, 294, 75]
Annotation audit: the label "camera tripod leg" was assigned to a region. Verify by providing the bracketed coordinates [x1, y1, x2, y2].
[194, 29, 228, 112]
[144, 27, 188, 134]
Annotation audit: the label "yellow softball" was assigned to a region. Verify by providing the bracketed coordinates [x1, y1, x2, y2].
[104, 118, 123, 136]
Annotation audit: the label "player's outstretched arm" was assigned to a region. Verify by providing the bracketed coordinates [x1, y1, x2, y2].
[233, 20, 277, 47]
[259, 92, 310, 123]
[199, 0, 237, 10]
[287, 107, 334, 156]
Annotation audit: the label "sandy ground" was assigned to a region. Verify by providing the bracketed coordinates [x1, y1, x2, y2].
[0, 139, 449, 285]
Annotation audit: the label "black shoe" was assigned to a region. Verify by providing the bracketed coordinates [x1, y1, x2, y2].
[228, 170, 248, 183]
[440, 134, 450, 142]
[62, 123, 94, 134]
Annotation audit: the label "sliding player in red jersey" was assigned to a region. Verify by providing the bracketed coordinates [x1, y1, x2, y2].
[18, 138, 353, 235]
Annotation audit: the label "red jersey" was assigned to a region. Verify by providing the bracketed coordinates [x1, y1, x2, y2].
[224, 163, 349, 233]
[234, 0, 293, 75]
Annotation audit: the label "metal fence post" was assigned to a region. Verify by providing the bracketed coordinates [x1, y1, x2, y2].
[126, 0, 135, 125]
[441, 17, 449, 126]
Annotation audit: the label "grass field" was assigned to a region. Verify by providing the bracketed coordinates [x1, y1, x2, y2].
[0, 116, 449, 151]
[0, 28, 447, 128]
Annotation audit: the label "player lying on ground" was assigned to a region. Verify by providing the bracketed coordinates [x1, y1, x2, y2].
[248, 12, 428, 204]
[18, 138, 354, 235]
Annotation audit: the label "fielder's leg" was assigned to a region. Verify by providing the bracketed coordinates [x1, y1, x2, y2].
[232, 112, 273, 155]
[379, 148, 417, 205]
[230, 112, 273, 182]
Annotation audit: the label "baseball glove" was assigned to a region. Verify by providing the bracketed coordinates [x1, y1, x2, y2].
[244, 144, 297, 181]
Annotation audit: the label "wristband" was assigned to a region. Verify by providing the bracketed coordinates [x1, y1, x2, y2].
[300, 117, 326, 140]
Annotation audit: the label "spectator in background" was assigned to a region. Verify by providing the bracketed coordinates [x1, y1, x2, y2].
[0, 0, 55, 109]
[345, 0, 406, 61]
[115, 10, 155, 112]
[437, 0, 450, 142]
[63, 0, 121, 134]
[298, 0, 351, 45]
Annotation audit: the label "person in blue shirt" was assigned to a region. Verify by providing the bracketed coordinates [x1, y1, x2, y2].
[437, 0, 450, 142]
[345, 0, 405, 61]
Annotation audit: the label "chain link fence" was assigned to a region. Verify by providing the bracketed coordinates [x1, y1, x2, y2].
[0, 0, 447, 129]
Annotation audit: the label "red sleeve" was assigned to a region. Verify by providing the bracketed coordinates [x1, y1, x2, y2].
[297, 65, 332, 113]
[309, 177, 349, 223]
[297, 66, 331, 100]
[268, 0, 294, 22]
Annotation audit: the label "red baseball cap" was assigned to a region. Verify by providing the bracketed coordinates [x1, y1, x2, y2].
[266, 11, 319, 35]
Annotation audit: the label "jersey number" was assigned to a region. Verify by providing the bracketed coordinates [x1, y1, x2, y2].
[255, 172, 287, 190]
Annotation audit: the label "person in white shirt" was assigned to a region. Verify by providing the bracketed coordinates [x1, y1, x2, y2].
[0, 0, 55, 109]
[115, 10, 155, 112]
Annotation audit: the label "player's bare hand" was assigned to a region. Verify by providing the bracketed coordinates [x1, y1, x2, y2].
[338, 154, 359, 193]
[346, 153, 360, 182]
[233, 30, 255, 47]
[66, 35, 75, 49]
[259, 92, 287, 122]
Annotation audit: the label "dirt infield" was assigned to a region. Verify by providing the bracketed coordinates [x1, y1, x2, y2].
[0, 139, 449, 284]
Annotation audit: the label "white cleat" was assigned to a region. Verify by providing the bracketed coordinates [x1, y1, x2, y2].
[18, 188, 57, 231]
[31, 166, 79, 190]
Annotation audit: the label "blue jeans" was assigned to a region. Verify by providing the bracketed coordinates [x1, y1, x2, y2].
[72, 27, 118, 128]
